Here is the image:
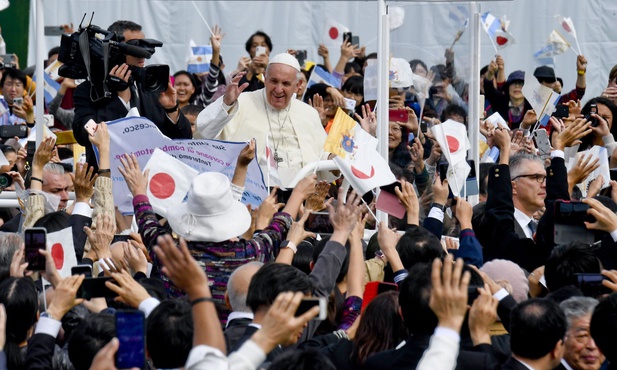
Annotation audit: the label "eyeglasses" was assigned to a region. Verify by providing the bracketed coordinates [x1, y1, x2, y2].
[512, 173, 546, 183]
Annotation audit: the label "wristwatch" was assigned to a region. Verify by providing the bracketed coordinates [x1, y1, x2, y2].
[280, 240, 297, 254]
[431, 203, 446, 212]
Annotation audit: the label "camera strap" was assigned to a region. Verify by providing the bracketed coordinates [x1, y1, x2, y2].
[101, 41, 112, 99]
[78, 30, 96, 100]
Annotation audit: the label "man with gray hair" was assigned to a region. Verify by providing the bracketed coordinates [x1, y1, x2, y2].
[0, 232, 22, 279]
[557, 297, 604, 370]
[476, 122, 587, 271]
[195, 53, 331, 187]
[224, 261, 263, 351]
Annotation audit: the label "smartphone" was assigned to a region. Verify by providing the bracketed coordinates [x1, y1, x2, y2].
[84, 119, 98, 136]
[420, 120, 428, 133]
[71, 264, 93, 278]
[25, 228, 47, 271]
[294, 49, 307, 67]
[408, 132, 415, 144]
[554, 200, 595, 245]
[351, 35, 360, 46]
[0, 124, 28, 139]
[610, 168, 617, 182]
[343, 32, 352, 44]
[295, 297, 327, 320]
[12, 97, 23, 106]
[344, 98, 356, 111]
[115, 310, 146, 369]
[533, 128, 551, 158]
[44, 26, 65, 36]
[552, 105, 569, 118]
[574, 273, 612, 297]
[255, 46, 267, 57]
[389, 109, 408, 123]
[438, 162, 449, 182]
[586, 104, 599, 127]
[77, 277, 119, 300]
[112, 234, 131, 244]
[307, 211, 334, 234]
[26, 141, 36, 158]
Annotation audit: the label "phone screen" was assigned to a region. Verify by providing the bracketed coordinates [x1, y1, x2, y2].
[115, 310, 145, 369]
[575, 273, 611, 297]
[555, 201, 592, 226]
[77, 277, 119, 299]
[71, 265, 92, 278]
[25, 228, 47, 270]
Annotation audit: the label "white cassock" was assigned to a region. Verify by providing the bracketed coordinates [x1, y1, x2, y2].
[195, 89, 330, 187]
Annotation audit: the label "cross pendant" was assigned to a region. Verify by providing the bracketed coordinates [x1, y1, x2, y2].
[274, 150, 283, 163]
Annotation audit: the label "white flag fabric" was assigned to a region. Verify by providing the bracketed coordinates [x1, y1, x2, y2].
[390, 58, 414, 88]
[431, 119, 469, 166]
[522, 72, 560, 126]
[533, 30, 570, 60]
[447, 160, 471, 197]
[47, 228, 77, 278]
[485, 112, 509, 130]
[495, 29, 515, 49]
[265, 145, 285, 189]
[322, 18, 349, 47]
[0, 0, 8, 11]
[556, 16, 578, 39]
[143, 149, 199, 218]
[45, 60, 63, 81]
[567, 146, 610, 193]
[325, 109, 395, 195]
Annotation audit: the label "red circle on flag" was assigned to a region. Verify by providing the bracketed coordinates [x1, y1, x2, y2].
[51, 243, 64, 269]
[446, 135, 460, 153]
[496, 36, 508, 46]
[150, 173, 175, 199]
[329, 27, 339, 40]
[561, 21, 571, 33]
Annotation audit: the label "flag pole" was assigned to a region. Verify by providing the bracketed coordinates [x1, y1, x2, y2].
[191, 1, 216, 44]
[265, 134, 271, 190]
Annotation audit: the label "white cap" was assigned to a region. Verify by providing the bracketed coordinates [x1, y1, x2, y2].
[268, 53, 301, 72]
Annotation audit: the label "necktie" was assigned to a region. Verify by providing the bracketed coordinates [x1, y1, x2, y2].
[528, 220, 537, 235]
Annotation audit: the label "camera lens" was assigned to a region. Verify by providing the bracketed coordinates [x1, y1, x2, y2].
[0, 173, 13, 188]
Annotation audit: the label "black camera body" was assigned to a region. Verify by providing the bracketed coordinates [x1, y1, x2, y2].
[585, 103, 599, 127]
[58, 19, 168, 101]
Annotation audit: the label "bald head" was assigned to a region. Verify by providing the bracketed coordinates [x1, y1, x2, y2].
[227, 262, 263, 312]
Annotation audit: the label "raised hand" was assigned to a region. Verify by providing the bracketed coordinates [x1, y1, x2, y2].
[83, 213, 115, 260]
[429, 255, 470, 332]
[74, 163, 98, 203]
[394, 179, 419, 225]
[46, 275, 85, 321]
[223, 72, 249, 106]
[354, 103, 376, 136]
[118, 153, 149, 196]
[154, 235, 208, 297]
[106, 270, 151, 308]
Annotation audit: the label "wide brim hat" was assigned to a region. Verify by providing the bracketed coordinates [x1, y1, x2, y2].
[167, 172, 251, 243]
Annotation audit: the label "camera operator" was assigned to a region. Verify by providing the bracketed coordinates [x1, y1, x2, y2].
[72, 20, 192, 170]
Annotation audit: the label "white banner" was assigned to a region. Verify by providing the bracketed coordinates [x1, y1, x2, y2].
[98, 117, 267, 214]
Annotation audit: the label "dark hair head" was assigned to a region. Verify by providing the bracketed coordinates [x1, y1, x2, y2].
[544, 242, 602, 292]
[352, 291, 407, 364]
[556, 77, 563, 87]
[430, 64, 447, 82]
[33, 211, 71, 233]
[344, 62, 362, 75]
[480, 64, 489, 76]
[440, 104, 467, 126]
[366, 53, 378, 60]
[245, 31, 273, 54]
[396, 227, 445, 270]
[173, 70, 197, 88]
[590, 292, 617, 363]
[409, 59, 428, 74]
[0, 145, 16, 156]
[0, 68, 27, 87]
[292, 240, 314, 276]
[510, 298, 567, 359]
[181, 104, 204, 117]
[269, 349, 336, 370]
[581, 97, 617, 139]
[246, 263, 312, 313]
[48, 46, 61, 59]
[147, 299, 193, 368]
[399, 261, 482, 335]
[342, 75, 363, 97]
[313, 236, 350, 283]
[0, 277, 39, 370]
[107, 20, 142, 37]
[68, 313, 115, 370]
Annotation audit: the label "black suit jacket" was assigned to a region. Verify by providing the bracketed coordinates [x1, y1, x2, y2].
[501, 357, 534, 370]
[73, 80, 192, 170]
[363, 335, 500, 370]
[231, 325, 285, 364]
[224, 317, 252, 353]
[477, 157, 568, 272]
[24, 333, 55, 370]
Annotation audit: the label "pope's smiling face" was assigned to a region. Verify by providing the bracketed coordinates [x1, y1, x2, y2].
[264, 63, 298, 110]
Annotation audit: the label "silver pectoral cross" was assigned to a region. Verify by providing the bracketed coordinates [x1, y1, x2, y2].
[274, 150, 283, 163]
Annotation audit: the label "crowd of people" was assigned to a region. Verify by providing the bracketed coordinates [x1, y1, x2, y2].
[0, 14, 617, 370]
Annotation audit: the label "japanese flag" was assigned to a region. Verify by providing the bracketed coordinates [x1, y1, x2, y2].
[431, 119, 470, 166]
[323, 18, 349, 47]
[555, 16, 577, 38]
[495, 29, 515, 49]
[144, 148, 199, 217]
[46, 228, 77, 278]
